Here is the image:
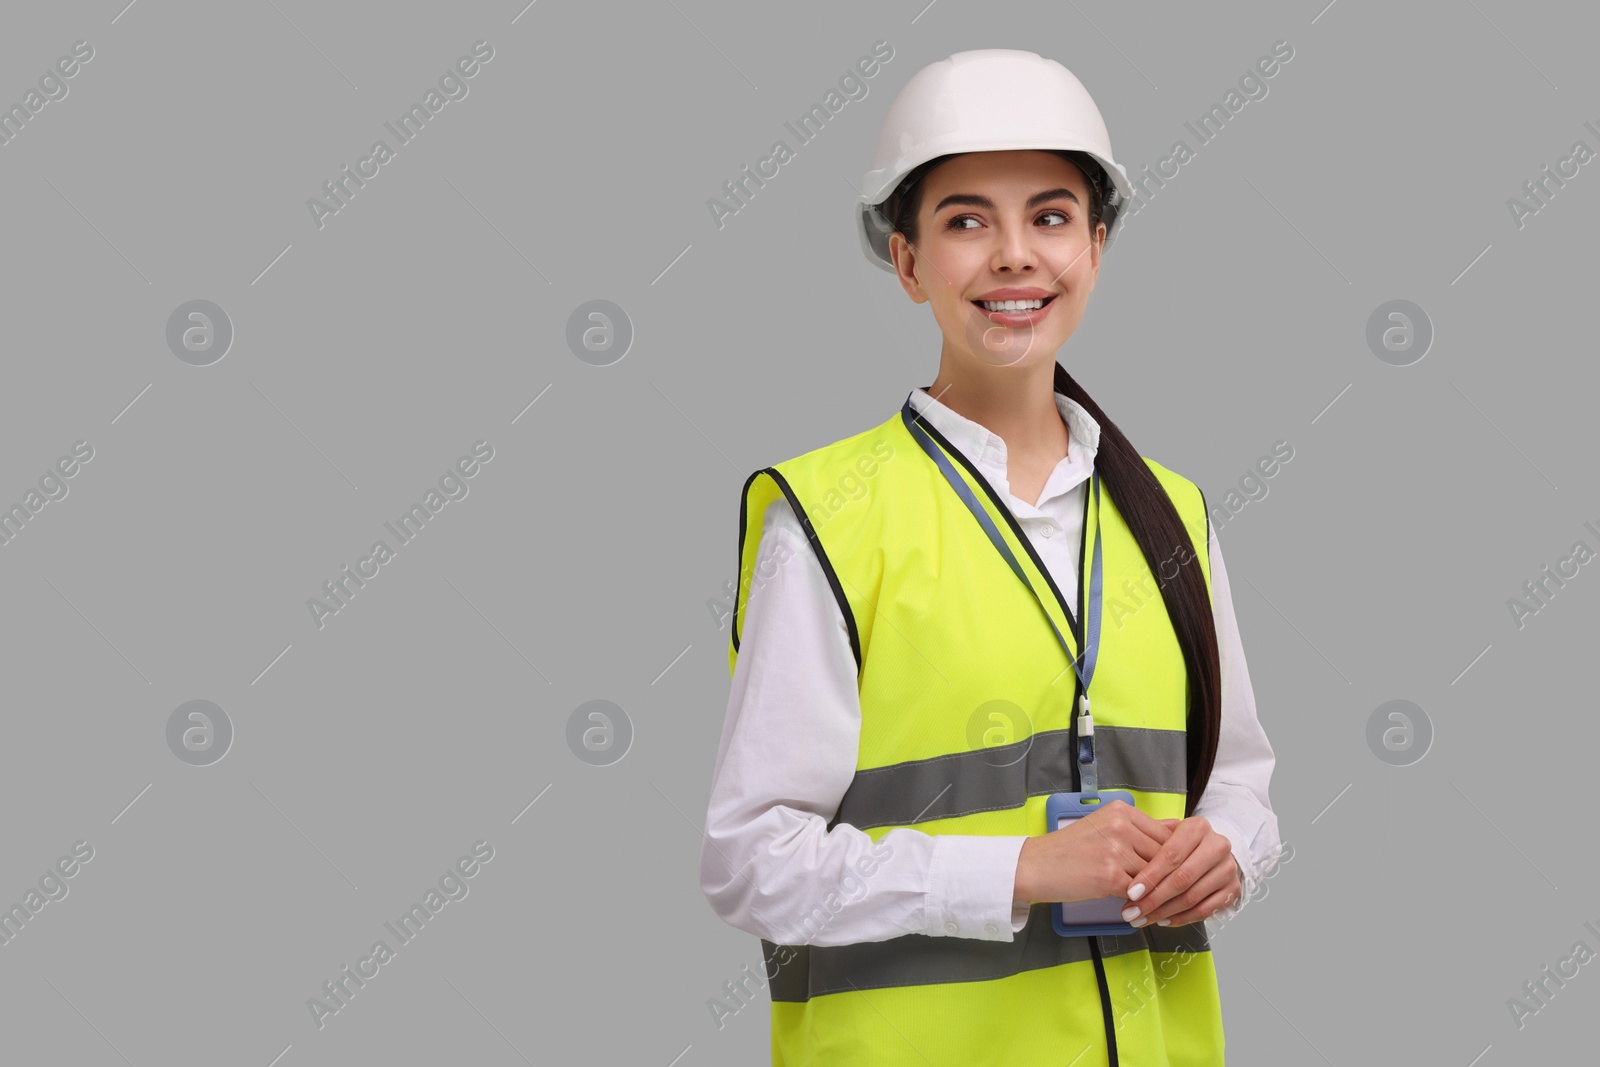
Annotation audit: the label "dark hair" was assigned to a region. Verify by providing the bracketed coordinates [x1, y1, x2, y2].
[882, 150, 1222, 814]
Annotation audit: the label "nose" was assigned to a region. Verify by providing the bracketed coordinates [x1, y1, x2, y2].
[989, 219, 1037, 273]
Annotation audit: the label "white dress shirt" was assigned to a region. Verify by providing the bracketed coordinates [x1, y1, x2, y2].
[700, 386, 1280, 946]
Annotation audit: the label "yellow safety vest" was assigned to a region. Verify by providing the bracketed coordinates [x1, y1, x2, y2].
[728, 391, 1225, 1066]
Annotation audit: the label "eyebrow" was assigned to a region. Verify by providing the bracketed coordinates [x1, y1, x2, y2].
[932, 187, 1081, 214]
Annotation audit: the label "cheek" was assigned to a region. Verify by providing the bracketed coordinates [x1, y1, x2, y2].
[1051, 241, 1098, 286]
[921, 245, 974, 286]
[919, 257, 977, 308]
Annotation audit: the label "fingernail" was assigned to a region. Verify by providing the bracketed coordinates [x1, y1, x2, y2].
[1157, 919, 1171, 926]
[1121, 906, 1140, 921]
[1130, 916, 1148, 928]
[1128, 883, 1146, 901]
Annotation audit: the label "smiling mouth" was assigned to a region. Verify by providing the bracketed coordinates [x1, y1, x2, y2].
[973, 295, 1058, 312]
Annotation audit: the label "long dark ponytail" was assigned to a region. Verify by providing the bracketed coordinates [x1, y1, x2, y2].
[1052, 362, 1221, 815]
[882, 150, 1222, 814]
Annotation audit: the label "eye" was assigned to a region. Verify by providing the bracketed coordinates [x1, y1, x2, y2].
[943, 210, 1074, 231]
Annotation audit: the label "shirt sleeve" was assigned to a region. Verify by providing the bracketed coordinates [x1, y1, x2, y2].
[1189, 522, 1282, 924]
[700, 496, 1030, 946]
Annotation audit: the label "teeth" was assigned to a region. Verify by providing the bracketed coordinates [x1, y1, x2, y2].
[979, 298, 1047, 311]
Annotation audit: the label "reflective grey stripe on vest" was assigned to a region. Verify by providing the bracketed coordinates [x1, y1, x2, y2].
[762, 906, 1210, 1003]
[832, 725, 1188, 831]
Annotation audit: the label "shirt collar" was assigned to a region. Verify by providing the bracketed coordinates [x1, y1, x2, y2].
[906, 384, 1102, 487]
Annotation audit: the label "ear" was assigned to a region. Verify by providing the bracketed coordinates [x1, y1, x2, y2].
[888, 232, 929, 304]
[1087, 220, 1105, 286]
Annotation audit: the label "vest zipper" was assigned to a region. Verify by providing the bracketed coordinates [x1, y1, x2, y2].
[1067, 478, 1119, 1067]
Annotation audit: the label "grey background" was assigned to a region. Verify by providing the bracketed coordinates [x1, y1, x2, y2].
[1, 0, 1595, 1064]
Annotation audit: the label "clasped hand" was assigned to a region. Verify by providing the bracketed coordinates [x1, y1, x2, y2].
[1121, 814, 1240, 927]
[1014, 800, 1241, 927]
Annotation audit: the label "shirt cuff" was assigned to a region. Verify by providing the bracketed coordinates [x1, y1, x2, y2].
[1201, 814, 1253, 925]
[925, 834, 1029, 941]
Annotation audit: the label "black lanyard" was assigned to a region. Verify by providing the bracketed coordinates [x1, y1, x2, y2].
[900, 397, 1108, 794]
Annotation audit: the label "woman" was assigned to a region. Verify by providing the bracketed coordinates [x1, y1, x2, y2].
[701, 49, 1280, 1066]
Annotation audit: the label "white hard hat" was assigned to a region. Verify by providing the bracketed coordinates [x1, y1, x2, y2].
[856, 49, 1134, 273]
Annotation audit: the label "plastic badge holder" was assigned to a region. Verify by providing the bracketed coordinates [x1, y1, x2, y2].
[1045, 790, 1140, 936]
